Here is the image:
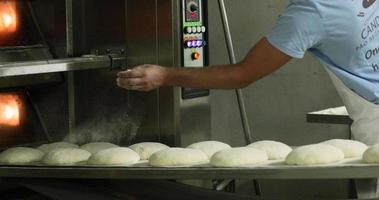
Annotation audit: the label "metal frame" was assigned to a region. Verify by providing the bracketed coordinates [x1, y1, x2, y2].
[217, 0, 259, 194]
[2, 164, 379, 180]
[0, 55, 125, 77]
[218, 0, 253, 145]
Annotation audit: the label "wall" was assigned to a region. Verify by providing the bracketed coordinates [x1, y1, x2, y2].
[207, 0, 351, 198]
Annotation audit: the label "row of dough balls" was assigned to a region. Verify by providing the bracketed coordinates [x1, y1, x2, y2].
[1, 139, 378, 167]
[0, 142, 125, 165]
[0, 141, 179, 165]
[150, 140, 375, 167]
[0, 141, 232, 166]
[285, 139, 370, 166]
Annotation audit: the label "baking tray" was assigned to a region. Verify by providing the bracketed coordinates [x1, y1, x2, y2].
[1, 158, 379, 180]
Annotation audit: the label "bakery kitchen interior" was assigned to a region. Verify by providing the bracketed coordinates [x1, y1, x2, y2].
[0, 0, 378, 200]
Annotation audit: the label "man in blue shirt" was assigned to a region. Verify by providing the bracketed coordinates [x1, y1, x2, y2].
[117, 0, 379, 144]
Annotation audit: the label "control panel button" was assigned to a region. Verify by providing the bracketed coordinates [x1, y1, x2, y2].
[185, 26, 192, 33]
[192, 52, 201, 60]
[195, 40, 202, 47]
[185, 41, 192, 48]
[191, 26, 197, 33]
[196, 26, 202, 33]
[201, 26, 206, 33]
[184, 40, 205, 48]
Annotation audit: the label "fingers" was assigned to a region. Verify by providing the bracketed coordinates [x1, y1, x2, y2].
[117, 77, 144, 89]
[117, 77, 144, 86]
[117, 81, 152, 91]
[117, 68, 145, 91]
[117, 77, 154, 91]
[120, 85, 145, 91]
[117, 68, 144, 78]
[117, 79, 144, 90]
[116, 64, 160, 92]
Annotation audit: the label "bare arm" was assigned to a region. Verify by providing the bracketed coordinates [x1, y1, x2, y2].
[117, 37, 292, 91]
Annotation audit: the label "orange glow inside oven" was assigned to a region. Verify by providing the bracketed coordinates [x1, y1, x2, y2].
[0, 94, 20, 126]
[0, 1, 17, 34]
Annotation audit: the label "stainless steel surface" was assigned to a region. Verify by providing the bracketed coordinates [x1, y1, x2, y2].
[178, 0, 211, 146]
[65, 0, 74, 58]
[0, 45, 63, 88]
[66, 0, 76, 132]
[0, 0, 210, 162]
[2, 164, 379, 180]
[0, 55, 125, 77]
[179, 97, 211, 146]
[0, 45, 51, 63]
[0, 74, 62, 89]
[218, 0, 253, 145]
[153, 0, 211, 146]
[61, 0, 211, 146]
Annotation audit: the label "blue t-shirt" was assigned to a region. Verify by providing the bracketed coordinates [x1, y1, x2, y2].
[267, 0, 379, 104]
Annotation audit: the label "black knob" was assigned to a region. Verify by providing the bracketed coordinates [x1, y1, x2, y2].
[190, 4, 198, 12]
[188, 3, 198, 12]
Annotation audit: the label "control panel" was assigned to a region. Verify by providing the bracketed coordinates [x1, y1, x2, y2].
[181, 0, 209, 99]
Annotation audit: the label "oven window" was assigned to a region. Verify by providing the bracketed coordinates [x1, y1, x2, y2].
[0, 0, 17, 34]
[0, 93, 21, 127]
[0, 90, 47, 148]
[0, 0, 18, 46]
[0, 0, 66, 53]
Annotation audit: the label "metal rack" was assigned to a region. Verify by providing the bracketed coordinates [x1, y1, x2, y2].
[1, 163, 379, 180]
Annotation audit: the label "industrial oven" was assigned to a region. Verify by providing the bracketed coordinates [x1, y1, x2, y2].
[3, 1, 379, 199]
[0, 0, 212, 198]
[0, 0, 210, 148]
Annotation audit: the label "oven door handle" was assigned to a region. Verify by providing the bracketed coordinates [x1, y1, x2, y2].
[0, 54, 126, 77]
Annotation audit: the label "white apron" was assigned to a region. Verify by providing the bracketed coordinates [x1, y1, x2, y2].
[326, 69, 379, 145]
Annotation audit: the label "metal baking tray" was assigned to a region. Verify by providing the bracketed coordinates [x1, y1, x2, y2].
[1, 158, 379, 180]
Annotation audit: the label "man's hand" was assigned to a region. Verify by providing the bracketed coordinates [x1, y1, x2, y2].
[117, 64, 169, 91]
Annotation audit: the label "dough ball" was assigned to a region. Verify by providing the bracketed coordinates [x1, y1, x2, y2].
[247, 140, 292, 160]
[88, 147, 140, 165]
[187, 141, 231, 158]
[363, 144, 379, 163]
[80, 142, 118, 154]
[210, 147, 268, 167]
[42, 148, 91, 165]
[0, 147, 44, 164]
[149, 148, 209, 167]
[38, 142, 79, 153]
[129, 142, 169, 160]
[285, 144, 344, 166]
[321, 139, 368, 158]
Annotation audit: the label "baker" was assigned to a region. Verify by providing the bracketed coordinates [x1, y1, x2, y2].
[117, 0, 379, 145]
